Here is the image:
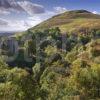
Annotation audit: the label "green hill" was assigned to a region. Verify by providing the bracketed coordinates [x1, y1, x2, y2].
[29, 10, 100, 33]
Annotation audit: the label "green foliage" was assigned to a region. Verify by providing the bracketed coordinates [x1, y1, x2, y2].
[96, 30, 100, 37]
[78, 35, 91, 45]
[65, 59, 100, 99]
[0, 11, 100, 99]
[90, 39, 100, 57]
[0, 57, 8, 70]
[49, 27, 61, 39]
[25, 39, 36, 56]
[40, 67, 68, 100]
[0, 61, 38, 99]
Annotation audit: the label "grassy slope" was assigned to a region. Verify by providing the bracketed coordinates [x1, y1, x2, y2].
[29, 10, 100, 33]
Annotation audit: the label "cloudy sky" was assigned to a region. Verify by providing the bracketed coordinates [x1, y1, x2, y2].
[0, 0, 100, 32]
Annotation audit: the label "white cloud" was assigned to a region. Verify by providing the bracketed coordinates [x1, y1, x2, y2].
[54, 7, 67, 14]
[0, 8, 10, 15]
[0, 19, 27, 32]
[92, 11, 98, 14]
[0, 0, 11, 8]
[0, 0, 46, 31]
[17, 1, 45, 15]
[0, 18, 8, 26]
[0, 16, 43, 32]
[25, 16, 42, 28]
[0, 8, 63, 32]
[0, 0, 45, 15]
[0, 1, 68, 32]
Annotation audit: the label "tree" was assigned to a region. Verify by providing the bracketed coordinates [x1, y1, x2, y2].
[25, 39, 36, 56]
[65, 59, 100, 99]
[0, 63, 39, 99]
[78, 35, 90, 45]
[49, 27, 61, 39]
[96, 30, 100, 38]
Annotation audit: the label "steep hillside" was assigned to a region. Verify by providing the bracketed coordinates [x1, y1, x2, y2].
[29, 10, 100, 33]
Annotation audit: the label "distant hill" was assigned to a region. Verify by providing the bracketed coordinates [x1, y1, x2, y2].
[0, 31, 25, 37]
[29, 10, 100, 33]
[0, 32, 15, 37]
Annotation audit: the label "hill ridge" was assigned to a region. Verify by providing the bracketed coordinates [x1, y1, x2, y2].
[17, 10, 100, 35]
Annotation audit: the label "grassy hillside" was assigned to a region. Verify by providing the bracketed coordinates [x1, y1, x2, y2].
[29, 10, 100, 33]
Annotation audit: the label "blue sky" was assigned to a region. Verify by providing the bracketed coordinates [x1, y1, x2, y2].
[0, 0, 100, 32]
[31, 0, 100, 12]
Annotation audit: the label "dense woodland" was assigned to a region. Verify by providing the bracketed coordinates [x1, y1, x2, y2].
[0, 26, 100, 100]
